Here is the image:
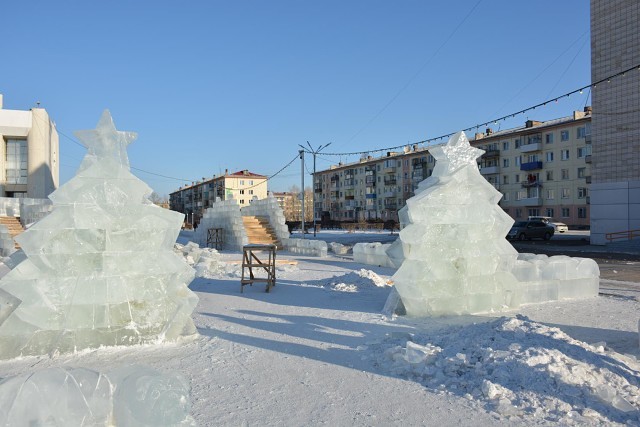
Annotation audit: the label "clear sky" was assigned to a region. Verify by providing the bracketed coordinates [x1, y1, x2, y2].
[1, 1, 592, 197]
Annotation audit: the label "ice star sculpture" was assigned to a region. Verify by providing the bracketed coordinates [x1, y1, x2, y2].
[391, 131, 598, 316]
[0, 110, 198, 359]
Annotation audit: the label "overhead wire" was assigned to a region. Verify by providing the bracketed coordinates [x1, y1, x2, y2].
[339, 0, 484, 149]
[310, 63, 640, 157]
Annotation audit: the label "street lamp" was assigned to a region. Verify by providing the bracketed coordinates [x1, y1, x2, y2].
[298, 141, 331, 237]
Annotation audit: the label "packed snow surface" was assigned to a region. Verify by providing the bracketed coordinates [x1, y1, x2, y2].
[0, 232, 637, 425]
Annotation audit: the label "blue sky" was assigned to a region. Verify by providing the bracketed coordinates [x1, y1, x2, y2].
[1, 1, 591, 197]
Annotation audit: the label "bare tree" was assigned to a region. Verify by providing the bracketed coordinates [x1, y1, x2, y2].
[149, 192, 169, 207]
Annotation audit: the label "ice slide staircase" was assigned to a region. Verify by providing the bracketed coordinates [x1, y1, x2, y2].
[242, 216, 282, 249]
[0, 216, 24, 248]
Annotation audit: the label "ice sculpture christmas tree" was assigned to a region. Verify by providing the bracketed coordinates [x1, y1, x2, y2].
[392, 131, 520, 316]
[0, 110, 198, 359]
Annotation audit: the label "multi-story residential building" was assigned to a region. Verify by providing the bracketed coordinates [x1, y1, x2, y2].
[0, 95, 59, 198]
[313, 109, 593, 228]
[169, 169, 267, 222]
[589, 0, 640, 244]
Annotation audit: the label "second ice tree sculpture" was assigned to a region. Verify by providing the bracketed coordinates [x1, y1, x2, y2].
[0, 111, 198, 359]
[392, 131, 599, 316]
[392, 131, 520, 316]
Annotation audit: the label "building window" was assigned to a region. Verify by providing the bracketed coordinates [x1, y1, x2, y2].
[240, 180, 245, 185]
[545, 133, 554, 144]
[5, 139, 28, 185]
[578, 187, 588, 198]
[561, 149, 570, 160]
[546, 208, 554, 217]
[577, 127, 586, 139]
[517, 190, 526, 200]
[514, 139, 521, 148]
[546, 189, 554, 200]
[503, 192, 509, 201]
[515, 208, 522, 218]
[577, 167, 586, 178]
[503, 175, 509, 184]
[546, 152, 554, 162]
[546, 170, 553, 181]
[561, 169, 569, 180]
[577, 147, 586, 158]
[562, 208, 570, 218]
[249, 189, 254, 195]
[561, 188, 570, 199]
[578, 207, 587, 218]
[503, 158, 510, 168]
[561, 130, 569, 141]
[240, 199, 245, 204]
[503, 141, 509, 151]
[515, 174, 520, 183]
[515, 156, 521, 166]
[240, 190, 245, 195]
[528, 208, 540, 217]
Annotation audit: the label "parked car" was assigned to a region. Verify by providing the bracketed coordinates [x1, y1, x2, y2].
[507, 220, 555, 241]
[528, 216, 569, 233]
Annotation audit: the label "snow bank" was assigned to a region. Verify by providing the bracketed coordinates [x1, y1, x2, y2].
[174, 242, 231, 278]
[307, 269, 392, 292]
[366, 315, 640, 425]
[328, 242, 351, 255]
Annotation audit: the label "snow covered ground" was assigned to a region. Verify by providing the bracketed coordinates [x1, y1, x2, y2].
[0, 230, 638, 426]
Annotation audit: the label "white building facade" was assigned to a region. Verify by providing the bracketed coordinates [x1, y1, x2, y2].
[0, 95, 59, 199]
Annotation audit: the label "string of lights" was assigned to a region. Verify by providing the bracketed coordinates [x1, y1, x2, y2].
[311, 63, 640, 157]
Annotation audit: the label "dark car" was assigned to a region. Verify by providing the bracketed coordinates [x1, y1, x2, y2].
[507, 220, 555, 241]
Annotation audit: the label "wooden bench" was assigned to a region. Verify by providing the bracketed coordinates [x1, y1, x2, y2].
[240, 244, 276, 293]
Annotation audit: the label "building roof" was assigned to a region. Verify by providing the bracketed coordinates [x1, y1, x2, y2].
[228, 170, 267, 178]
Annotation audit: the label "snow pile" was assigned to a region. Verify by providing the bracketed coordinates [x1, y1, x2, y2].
[174, 242, 230, 278]
[368, 315, 640, 425]
[325, 269, 392, 292]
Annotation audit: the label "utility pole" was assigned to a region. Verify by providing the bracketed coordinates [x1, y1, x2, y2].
[299, 149, 305, 238]
[300, 141, 331, 237]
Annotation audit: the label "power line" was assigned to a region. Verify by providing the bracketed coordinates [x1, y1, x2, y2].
[339, 0, 484, 148]
[313, 63, 640, 157]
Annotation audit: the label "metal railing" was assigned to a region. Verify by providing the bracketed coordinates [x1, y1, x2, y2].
[605, 229, 640, 242]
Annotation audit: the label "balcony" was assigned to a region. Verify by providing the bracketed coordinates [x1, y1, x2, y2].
[344, 200, 357, 210]
[521, 178, 542, 188]
[512, 197, 542, 206]
[330, 174, 339, 182]
[344, 194, 355, 200]
[384, 201, 398, 209]
[384, 177, 397, 185]
[314, 185, 323, 193]
[480, 166, 500, 175]
[383, 166, 396, 174]
[585, 155, 592, 163]
[482, 149, 500, 158]
[365, 193, 377, 199]
[585, 135, 592, 144]
[519, 142, 542, 153]
[520, 161, 543, 171]
[365, 175, 376, 184]
[585, 175, 592, 184]
[330, 191, 339, 198]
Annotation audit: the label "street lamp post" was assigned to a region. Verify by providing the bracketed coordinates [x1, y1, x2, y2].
[299, 141, 331, 238]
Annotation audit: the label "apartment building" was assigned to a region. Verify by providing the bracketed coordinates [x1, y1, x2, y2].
[589, 0, 640, 244]
[0, 95, 59, 198]
[313, 109, 593, 228]
[169, 169, 267, 222]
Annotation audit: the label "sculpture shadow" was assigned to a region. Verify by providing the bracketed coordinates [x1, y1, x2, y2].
[193, 277, 640, 424]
